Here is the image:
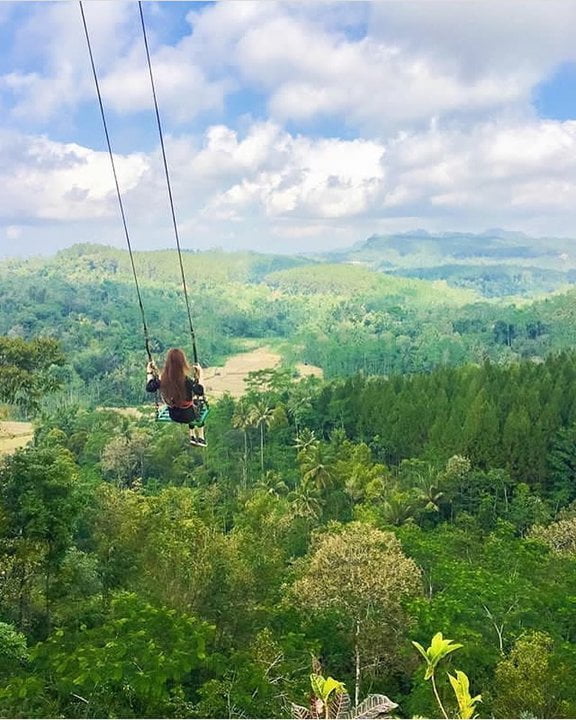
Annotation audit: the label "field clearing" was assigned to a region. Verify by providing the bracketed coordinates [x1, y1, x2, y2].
[204, 346, 323, 398]
[0, 421, 34, 456]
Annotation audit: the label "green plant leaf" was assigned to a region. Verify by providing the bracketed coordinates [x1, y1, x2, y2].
[448, 670, 482, 719]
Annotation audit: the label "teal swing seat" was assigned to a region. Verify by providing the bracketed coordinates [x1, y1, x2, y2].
[156, 405, 172, 423]
[155, 403, 210, 425]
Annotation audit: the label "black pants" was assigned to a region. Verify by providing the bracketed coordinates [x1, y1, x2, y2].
[168, 405, 206, 428]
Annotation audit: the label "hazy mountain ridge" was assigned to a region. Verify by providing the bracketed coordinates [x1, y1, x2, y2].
[320, 229, 576, 296]
[7, 230, 576, 298]
[4, 242, 474, 305]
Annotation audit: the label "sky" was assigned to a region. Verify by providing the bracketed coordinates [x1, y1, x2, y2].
[1, 0, 576, 259]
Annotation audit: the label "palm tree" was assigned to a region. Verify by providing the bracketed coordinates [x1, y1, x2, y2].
[288, 482, 322, 520]
[257, 470, 289, 496]
[232, 400, 251, 487]
[293, 428, 317, 454]
[300, 442, 335, 494]
[413, 475, 444, 513]
[380, 492, 414, 526]
[248, 400, 274, 474]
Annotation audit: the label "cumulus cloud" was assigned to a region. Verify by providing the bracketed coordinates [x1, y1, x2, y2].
[202, 124, 385, 219]
[100, 46, 229, 122]
[2, 0, 570, 133]
[1, 3, 135, 121]
[3, 116, 576, 256]
[181, 0, 566, 132]
[0, 130, 149, 222]
[2, 1, 576, 256]
[368, 1, 576, 77]
[0, 2, 225, 124]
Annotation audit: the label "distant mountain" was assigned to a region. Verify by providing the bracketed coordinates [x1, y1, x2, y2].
[321, 230, 576, 297]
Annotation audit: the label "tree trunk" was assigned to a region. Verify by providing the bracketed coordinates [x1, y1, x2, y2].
[260, 423, 264, 474]
[45, 563, 51, 634]
[355, 619, 361, 709]
[243, 430, 248, 488]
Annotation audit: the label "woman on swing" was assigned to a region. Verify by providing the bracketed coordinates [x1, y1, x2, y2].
[146, 348, 207, 447]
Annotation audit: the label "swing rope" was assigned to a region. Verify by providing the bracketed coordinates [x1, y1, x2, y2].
[138, 1, 199, 366]
[80, 1, 160, 417]
[79, 1, 153, 364]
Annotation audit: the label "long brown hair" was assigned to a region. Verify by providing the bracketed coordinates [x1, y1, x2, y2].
[160, 348, 190, 405]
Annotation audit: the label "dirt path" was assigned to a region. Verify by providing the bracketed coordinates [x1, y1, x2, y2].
[0, 421, 34, 456]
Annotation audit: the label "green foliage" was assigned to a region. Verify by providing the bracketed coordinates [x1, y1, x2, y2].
[9, 243, 576, 408]
[310, 673, 346, 703]
[413, 634, 480, 720]
[291, 668, 398, 720]
[4, 246, 576, 717]
[0, 592, 212, 718]
[412, 633, 463, 681]
[0, 336, 65, 415]
[0, 446, 82, 559]
[0, 623, 29, 676]
[448, 671, 482, 720]
[492, 631, 576, 718]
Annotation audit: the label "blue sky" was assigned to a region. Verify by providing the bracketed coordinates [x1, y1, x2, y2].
[1, 1, 576, 259]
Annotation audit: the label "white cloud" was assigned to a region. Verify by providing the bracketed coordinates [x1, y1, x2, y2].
[2, 0, 574, 136]
[1, 2, 226, 125]
[3, 116, 576, 256]
[182, 1, 556, 132]
[0, 130, 149, 221]
[1, 3, 136, 121]
[197, 124, 384, 220]
[100, 47, 229, 122]
[368, 1, 576, 77]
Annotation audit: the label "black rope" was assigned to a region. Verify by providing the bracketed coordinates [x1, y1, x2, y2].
[79, 1, 153, 363]
[138, 1, 199, 365]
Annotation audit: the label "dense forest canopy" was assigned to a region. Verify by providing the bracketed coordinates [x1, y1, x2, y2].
[2, 241, 576, 718]
[3, 242, 576, 409]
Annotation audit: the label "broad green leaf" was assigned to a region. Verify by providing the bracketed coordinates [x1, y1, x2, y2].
[310, 673, 325, 700]
[323, 676, 346, 699]
[448, 670, 482, 719]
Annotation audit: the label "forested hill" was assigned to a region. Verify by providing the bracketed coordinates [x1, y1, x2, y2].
[4, 242, 576, 409]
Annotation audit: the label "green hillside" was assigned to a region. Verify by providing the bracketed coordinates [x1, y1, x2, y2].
[319, 229, 576, 297]
[35, 243, 315, 286]
[265, 263, 477, 304]
[5, 243, 576, 407]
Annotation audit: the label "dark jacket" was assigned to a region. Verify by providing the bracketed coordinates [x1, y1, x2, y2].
[146, 376, 205, 424]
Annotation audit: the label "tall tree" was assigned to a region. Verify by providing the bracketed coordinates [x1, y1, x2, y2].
[248, 400, 274, 474]
[291, 523, 421, 707]
[0, 446, 83, 631]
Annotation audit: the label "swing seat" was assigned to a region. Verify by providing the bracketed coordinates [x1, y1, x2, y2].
[155, 404, 210, 425]
[155, 405, 172, 423]
[192, 404, 210, 426]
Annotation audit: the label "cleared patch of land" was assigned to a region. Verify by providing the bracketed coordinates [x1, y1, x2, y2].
[204, 346, 323, 398]
[0, 421, 34, 456]
[203, 346, 281, 398]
